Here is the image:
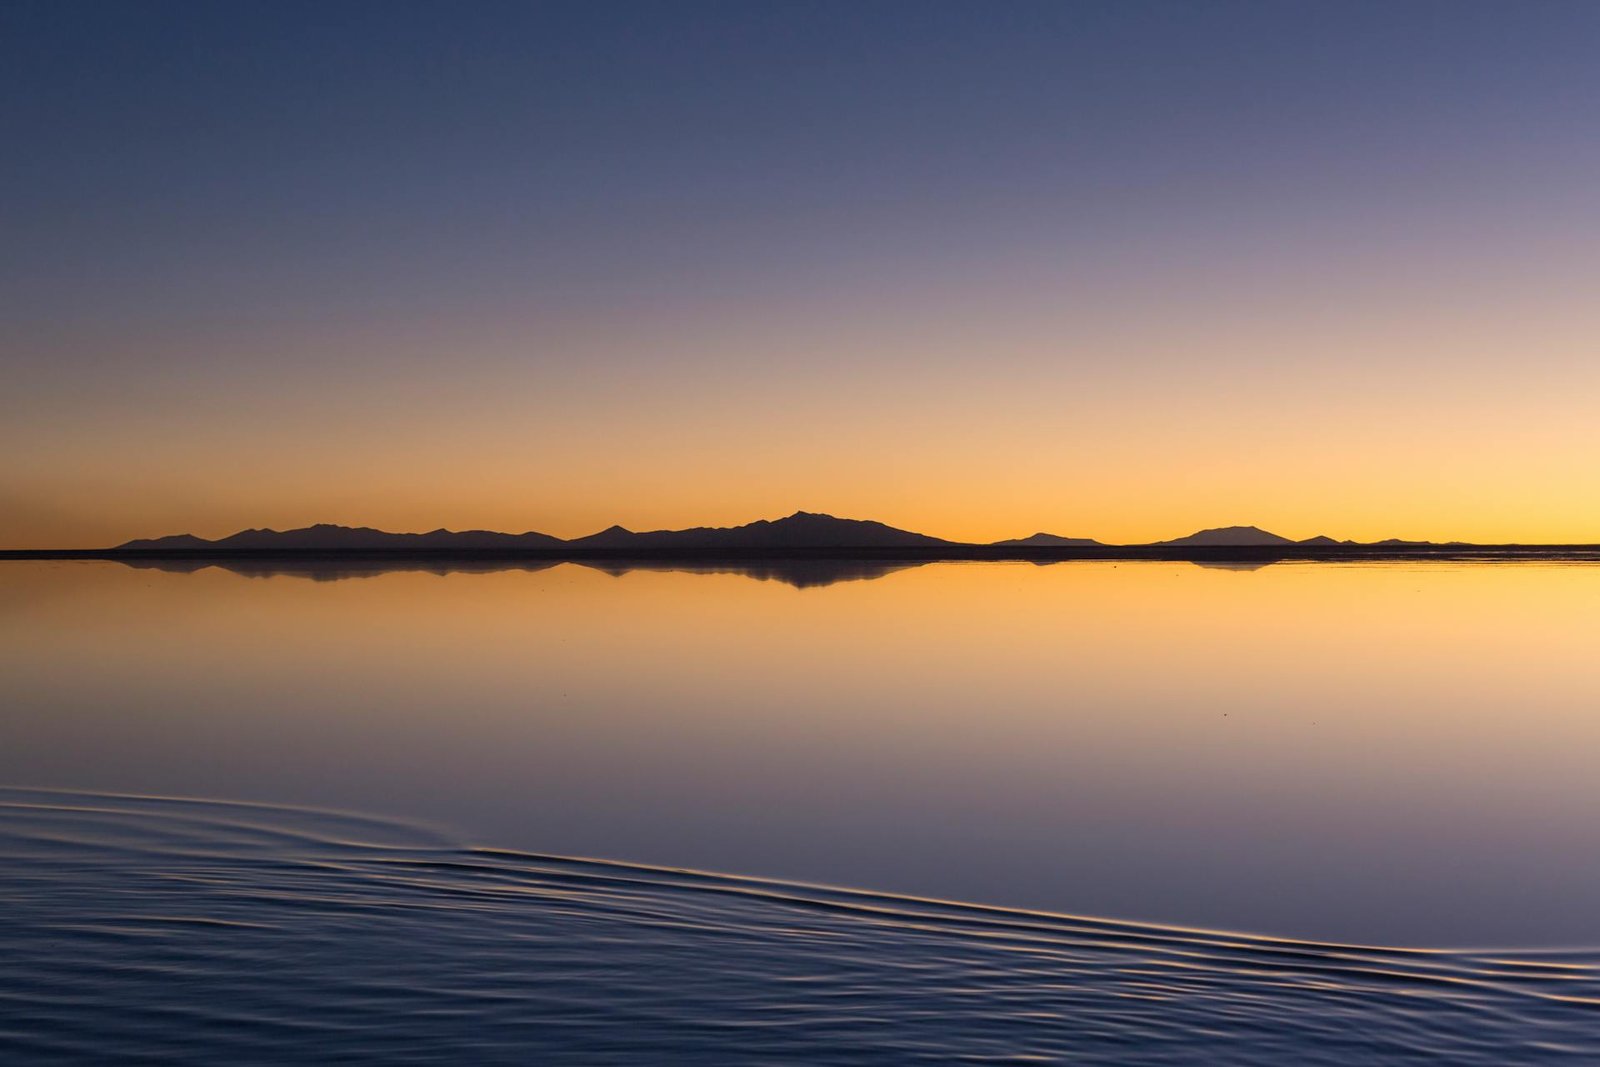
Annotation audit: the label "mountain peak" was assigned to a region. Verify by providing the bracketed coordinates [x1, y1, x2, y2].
[1157, 525, 1297, 547]
[992, 532, 1104, 547]
[116, 532, 212, 550]
[775, 511, 839, 524]
[566, 512, 949, 550]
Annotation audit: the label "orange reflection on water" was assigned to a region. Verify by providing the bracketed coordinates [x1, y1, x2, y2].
[2, 558, 1599, 946]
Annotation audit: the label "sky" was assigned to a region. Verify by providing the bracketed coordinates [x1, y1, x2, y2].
[4, 0, 1599, 547]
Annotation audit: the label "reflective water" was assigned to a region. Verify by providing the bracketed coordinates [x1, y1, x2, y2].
[3, 559, 1600, 1060]
[4, 789, 1597, 1065]
[4, 559, 1600, 948]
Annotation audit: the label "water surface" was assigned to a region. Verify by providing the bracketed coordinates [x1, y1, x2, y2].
[4, 789, 1597, 1065]
[4, 558, 1599, 950]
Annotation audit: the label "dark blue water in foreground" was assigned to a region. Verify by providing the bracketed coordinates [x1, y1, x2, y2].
[3, 790, 1597, 1064]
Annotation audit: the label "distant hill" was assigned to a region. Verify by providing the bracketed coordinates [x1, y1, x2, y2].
[567, 511, 951, 550]
[1298, 535, 1353, 547]
[1154, 526, 1298, 547]
[118, 524, 565, 551]
[118, 513, 949, 552]
[991, 533, 1103, 547]
[566, 525, 637, 549]
[121, 533, 214, 550]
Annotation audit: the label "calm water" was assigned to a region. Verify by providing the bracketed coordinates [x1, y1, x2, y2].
[4, 559, 1600, 1061]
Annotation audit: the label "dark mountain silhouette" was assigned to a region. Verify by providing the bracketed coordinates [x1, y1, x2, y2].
[97, 515, 1529, 558]
[569, 525, 638, 548]
[991, 533, 1103, 547]
[118, 513, 949, 553]
[1155, 526, 1298, 547]
[119, 533, 214, 550]
[567, 511, 951, 549]
[119, 524, 565, 551]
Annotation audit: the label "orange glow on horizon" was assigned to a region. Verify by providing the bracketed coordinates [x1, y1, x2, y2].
[6, 223, 1599, 549]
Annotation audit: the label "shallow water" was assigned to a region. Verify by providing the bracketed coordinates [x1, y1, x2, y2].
[4, 789, 1598, 1065]
[4, 558, 1600, 1060]
[6, 558, 1600, 948]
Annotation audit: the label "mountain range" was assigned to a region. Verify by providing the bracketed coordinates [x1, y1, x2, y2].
[119, 524, 566, 551]
[117, 513, 1437, 551]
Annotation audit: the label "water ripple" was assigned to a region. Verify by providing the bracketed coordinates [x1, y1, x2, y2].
[2, 789, 1597, 1064]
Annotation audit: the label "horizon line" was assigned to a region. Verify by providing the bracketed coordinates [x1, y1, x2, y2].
[4, 510, 1599, 554]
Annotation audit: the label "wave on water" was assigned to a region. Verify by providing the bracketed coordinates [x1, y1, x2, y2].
[2, 788, 1597, 1064]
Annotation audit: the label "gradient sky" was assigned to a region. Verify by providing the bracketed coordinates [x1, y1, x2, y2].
[5, 0, 1599, 547]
